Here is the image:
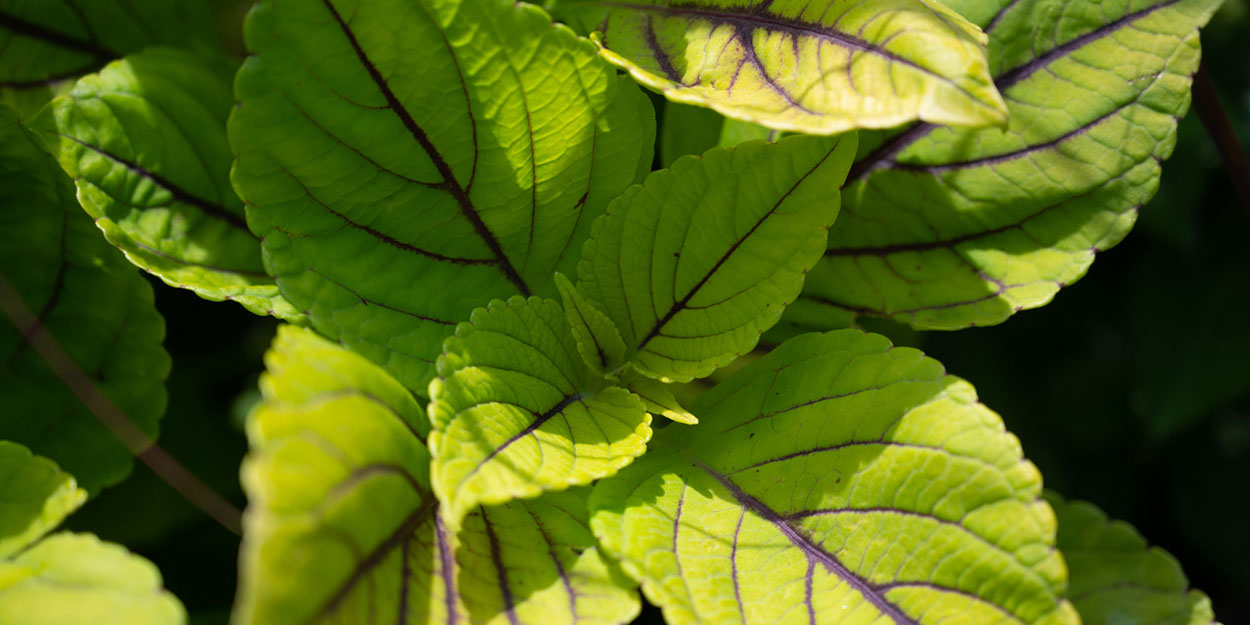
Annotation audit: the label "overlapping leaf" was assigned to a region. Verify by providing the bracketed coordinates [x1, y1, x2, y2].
[561, 0, 1006, 134]
[0, 105, 168, 493]
[1048, 493, 1220, 625]
[230, 0, 655, 393]
[0, 0, 216, 117]
[428, 296, 651, 529]
[576, 134, 855, 383]
[788, 0, 1225, 330]
[237, 325, 639, 625]
[29, 48, 299, 320]
[591, 329, 1078, 625]
[0, 442, 185, 625]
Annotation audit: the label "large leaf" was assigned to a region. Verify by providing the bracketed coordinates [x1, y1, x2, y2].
[29, 48, 299, 320]
[237, 325, 639, 625]
[576, 133, 855, 383]
[789, 0, 1225, 330]
[1048, 494, 1219, 625]
[0, 0, 216, 117]
[561, 0, 1006, 134]
[591, 329, 1078, 625]
[0, 442, 184, 625]
[428, 296, 651, 529]
[0, 104, 168, 493]
[230, 0, 655, 393]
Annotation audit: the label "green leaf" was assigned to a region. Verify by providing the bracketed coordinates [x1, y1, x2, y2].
[555, 272, 626, 374]
[0, 0, 217, 117]
[793, 0, 1225, 330]
[0, 532, 186, 625]
[591, 329, 1078, 625]
[562, 0, 1007, 134]
[428, 296, 651, 529]
[1048, 493, 1219, 625]
[237, 324, 639, 625]
[576, 133, 856, 383]
[0, 440, 84, 557]
[230, 0, 655, 393]
[0, 442, 184, 625]
[0, 104, 168, 493]
[28, 48, 300, 321]
[621, 374, 697, 425]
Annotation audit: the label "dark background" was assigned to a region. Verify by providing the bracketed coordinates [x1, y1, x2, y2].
[62, 0, 1250, 623]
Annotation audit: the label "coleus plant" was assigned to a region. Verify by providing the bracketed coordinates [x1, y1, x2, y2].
[0, 0, 1229, 624]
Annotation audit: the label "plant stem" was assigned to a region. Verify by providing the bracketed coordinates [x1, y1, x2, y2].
[1192, 62, 1250, 220]
[0, 274, 243, 536]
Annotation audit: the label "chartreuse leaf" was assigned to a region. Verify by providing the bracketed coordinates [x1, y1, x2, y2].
[28, 48, 300, 321]
[0, 442, 185, 625]
[621, 374, 697, 425]
[789, 0, 1225, 330]
[0, 104, 168, 493]
[576, 134, 856, 384]
[230, 0, 655, 393]
[0, 0, 217, 117]
[237, 325, 639, 625]
[555, 272, 626, 374]
[428, 296, 651, 529]
[1047, 493, 1220, 625]
[560, 0, 1007, 134]
[591, 329, 1078, 625]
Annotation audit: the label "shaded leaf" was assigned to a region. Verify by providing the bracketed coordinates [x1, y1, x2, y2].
[236, 325, 639, 625]
[230, 0, 655, 393]
[591, 329, 1078, 625]
[792, 0, 1224, 330]
[0, 0, 217, 117]
[0, 104, 168, 493]
[0, 440, 84, 557]
[576, 133, 855, 383]
[428, 296, 651, 529]
[556, 272, 626, 375]
[1048, 493, 1219, 625]
[29, 48, 300, 320]
[563, 0, 1006, 134]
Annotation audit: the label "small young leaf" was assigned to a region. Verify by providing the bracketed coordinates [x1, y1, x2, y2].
[0, 105, 168, 493]
[28, 48, 299, 320]
[1048, 493, 1221, 625]
[591, 329, 1078, 625]
[428, 296, 651, 529]
[555, 272, 625, 374]
[562, 0, 1007, 134]
[0, 0, 218, 117]
[0, 440, 84, 557]
[621, 374, 697, 425]
[577, 133, 856, 383]
[237, 325, 639, 625]
[230, 0, 655, 393]
[792, 0, 1225, 330]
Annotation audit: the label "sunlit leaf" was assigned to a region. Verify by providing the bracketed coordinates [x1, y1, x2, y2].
[29, 48, 299, 320]
[556, 272, 626, 375]
[576, 133, 855, 383]
[561, 0, 1007, 134]
[592, 329, 1078, 625]
[1048, 493, 1220, 625]
[0, 104, 168, 493]
[428, 296, 651, 529]
[236, 325, 639, 625]
[0, 440, 83, 557]
[230, 0, 654, 393]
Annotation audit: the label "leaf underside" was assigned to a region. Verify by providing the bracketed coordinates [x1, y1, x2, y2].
[567, 0, 1007, 134]
[0, 105, 168, 493]
[29, 48, 300, 320]
[576, 133, 856, 383]
[230, 0, 654, 393]
[591, 329, 1079, 625]
[237, 325, 639, 625]
[784, 0, 1225, 331]
[428, 296, 651, 529]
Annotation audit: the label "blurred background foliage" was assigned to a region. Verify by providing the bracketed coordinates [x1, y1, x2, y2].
[59, 0, 1250, 623]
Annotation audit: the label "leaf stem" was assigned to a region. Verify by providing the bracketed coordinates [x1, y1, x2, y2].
[0, 273, 243, 536]
[1191, 62, 1250, 220]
